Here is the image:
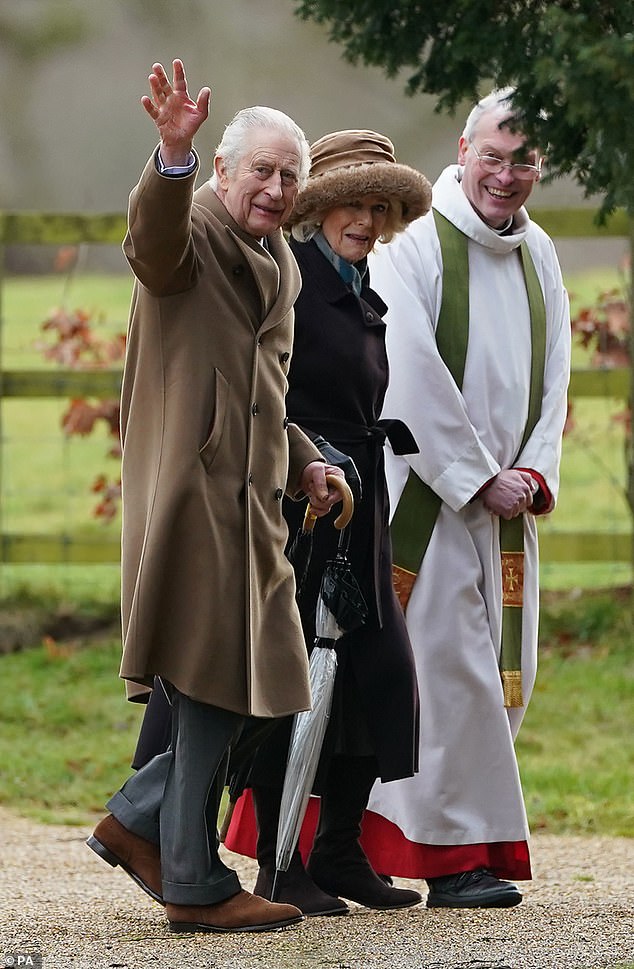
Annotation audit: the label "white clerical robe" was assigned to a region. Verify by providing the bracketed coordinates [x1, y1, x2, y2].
[366, 165, 570, 850]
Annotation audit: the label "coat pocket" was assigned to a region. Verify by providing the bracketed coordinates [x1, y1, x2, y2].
[199, 368, 229, 472]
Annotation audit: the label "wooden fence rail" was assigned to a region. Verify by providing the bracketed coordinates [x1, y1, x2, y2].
[0, 208, 631, 567]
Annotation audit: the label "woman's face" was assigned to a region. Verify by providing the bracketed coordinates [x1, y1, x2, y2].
[321, 195, 390, 263]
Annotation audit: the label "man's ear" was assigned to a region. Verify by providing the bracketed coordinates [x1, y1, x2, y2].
[457, 136, 469, 166]
[214, 155, 229, 190]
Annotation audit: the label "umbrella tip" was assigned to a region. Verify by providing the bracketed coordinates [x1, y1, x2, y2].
[271, 870, 281, 902]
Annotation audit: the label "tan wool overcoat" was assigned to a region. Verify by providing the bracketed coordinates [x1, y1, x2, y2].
[118, 150, 320, 717]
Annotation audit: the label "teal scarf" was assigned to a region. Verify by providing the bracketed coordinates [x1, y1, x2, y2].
[314, 230, 367, 296]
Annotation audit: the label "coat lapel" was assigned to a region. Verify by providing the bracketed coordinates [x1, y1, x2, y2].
[194, 183, 300, 333]
[261, 228, 302, 333]
[228, 230, 281, 323]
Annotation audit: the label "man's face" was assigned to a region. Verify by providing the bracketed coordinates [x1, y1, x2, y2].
[215, 128, 301, 237]
[457, 110, 540, 228]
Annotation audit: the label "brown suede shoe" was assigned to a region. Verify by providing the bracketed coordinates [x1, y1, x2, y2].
[86, 814, 163, 904]
[166, 890, 303, 933]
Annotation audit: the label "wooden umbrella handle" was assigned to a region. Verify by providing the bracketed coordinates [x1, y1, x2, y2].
[302, 473, 354, 532]
[327, 473, 354, 529]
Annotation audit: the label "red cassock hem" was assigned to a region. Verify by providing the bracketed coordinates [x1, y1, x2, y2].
[224, 789, 532, 881]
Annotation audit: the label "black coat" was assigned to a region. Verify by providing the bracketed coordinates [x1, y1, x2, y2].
[253, 237, 419, 785]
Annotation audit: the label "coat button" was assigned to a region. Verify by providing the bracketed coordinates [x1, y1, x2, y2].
[232, 264, 245, 276]
[365, 311, 374, 322]
[283, 417, 289, 429]
[274, 488, 283, 501]
[248, 473, 253, 485]
[251, 402, 259, 416]
[279, 351, 290, 363]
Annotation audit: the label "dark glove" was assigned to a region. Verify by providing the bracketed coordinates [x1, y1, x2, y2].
[312, 434, 362, 503]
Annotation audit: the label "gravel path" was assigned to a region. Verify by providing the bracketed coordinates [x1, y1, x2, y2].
[1, 807, 632, 969]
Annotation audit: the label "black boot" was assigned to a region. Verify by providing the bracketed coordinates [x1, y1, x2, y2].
[306, 756, 422, 910]
[252, 785, 348, 917]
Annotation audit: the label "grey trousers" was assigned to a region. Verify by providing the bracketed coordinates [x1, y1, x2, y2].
[107, 688, 246, 906]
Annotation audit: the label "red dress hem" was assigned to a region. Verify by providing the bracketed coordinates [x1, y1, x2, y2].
[223, 789, 532, 881]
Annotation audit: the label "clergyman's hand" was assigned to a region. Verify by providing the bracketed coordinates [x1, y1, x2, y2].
[141, 58, 210, 166]
[482, 469, 538, 520]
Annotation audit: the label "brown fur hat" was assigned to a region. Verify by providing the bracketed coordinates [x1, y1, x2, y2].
[287, 129, 432, 228]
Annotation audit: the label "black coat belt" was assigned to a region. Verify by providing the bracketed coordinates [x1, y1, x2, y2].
[294, 417, 418, 456]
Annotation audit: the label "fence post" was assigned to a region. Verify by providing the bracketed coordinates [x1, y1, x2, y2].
[625, 215, 634, 580]
[0, 218, 4, 583]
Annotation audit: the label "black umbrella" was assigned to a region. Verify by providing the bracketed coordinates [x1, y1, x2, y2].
[272, 487, 368, 899]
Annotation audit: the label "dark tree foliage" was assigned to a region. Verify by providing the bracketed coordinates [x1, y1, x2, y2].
[295, 0, 634, 216]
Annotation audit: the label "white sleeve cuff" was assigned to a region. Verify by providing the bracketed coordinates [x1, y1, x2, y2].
[156, 150, 196, 176]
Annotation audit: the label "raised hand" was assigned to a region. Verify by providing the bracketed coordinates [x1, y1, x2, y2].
[141, 58, 210, 166]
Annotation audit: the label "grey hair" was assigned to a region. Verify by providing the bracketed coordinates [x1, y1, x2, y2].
[290, 220, 321, 243]
[209, 105, 310, 190]
[462, 87, 518, 143]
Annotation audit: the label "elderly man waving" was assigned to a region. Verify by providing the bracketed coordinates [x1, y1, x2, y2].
[86, 59, 342, 934]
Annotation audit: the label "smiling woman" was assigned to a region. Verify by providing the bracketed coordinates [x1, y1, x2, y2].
[218, 130, 434, 914]
[320, 196, 390, 264]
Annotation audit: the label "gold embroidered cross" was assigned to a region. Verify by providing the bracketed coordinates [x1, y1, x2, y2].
[501, 551, 524, 607]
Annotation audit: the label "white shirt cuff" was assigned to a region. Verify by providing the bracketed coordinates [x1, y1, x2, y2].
[156, 150, 196, 176]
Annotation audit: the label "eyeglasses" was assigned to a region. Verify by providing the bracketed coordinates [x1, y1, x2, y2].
[470, 144, 542, 181]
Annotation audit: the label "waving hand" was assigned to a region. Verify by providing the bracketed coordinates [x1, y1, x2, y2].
[141, 58, 210, 166]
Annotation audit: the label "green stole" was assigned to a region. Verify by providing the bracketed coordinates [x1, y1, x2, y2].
[391, 209, 546, 707]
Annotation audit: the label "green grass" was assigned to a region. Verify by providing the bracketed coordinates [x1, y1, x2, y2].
[1, 271, 131, 369]
[565, 265, 626, 322]
[0, 563, 122, 607]
[518, 589, 634, 837]
[0, 634, 144, 825]
[0, 269, 632, 842]
[0, 273, 128, 550]
[1, 268, 633, 595]
[541, 266, 633, 590]
[539, 390, 632, 591]
[0, 589, 631, 837]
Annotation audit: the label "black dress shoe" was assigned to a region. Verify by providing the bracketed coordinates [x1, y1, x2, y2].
[426, 868, 522, 908]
